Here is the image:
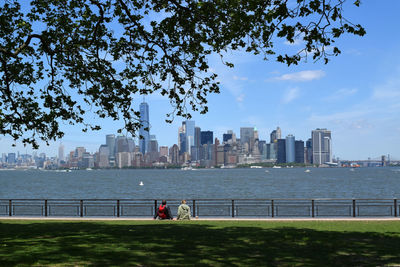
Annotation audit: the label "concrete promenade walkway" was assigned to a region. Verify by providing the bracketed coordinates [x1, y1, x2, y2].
[1, 216, 399, 221]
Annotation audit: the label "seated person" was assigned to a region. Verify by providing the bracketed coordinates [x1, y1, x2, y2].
[177, 199, 191, 220]
[154, 200, 173, 220]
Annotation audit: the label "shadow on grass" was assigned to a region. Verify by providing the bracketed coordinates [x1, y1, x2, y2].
[1, 221, 400, 266]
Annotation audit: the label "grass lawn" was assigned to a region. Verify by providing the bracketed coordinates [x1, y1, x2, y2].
[1, 220, 400, 266]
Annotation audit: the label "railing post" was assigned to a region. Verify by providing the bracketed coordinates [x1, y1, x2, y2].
[45, 200, 48, 217]
[9, 200, 12, 216]
[312, 199, 315, 218]
[271, 200, 274, 218]
[232, 200, 235, 218]
[394, 199, 397, 217]
[154, 200, 157, 216]
[117, 200, 120, 217]
[352, 199, 356, 217]
[193, 200, 196, 218]
[80, 200, 83, 217]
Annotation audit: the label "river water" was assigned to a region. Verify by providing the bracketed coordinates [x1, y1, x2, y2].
[1, 167, 400, 199]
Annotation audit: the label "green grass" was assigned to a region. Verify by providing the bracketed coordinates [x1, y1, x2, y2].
[1, 220, 400, 266]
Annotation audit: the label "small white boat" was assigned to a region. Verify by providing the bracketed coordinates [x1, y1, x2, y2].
[250, 166, 262, 169]
[305, 169, 311, 173]
[265, 170, 269, 173]
[350, 168, 355, 172]
[139, 181, 144, 186]
[272, 166, 282, 169]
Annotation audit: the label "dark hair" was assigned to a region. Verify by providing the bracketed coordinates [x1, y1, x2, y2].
[162, 200, 167, 205]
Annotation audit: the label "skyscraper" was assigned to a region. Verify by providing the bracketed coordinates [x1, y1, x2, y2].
[295, 140, 305, 163]
[240, 127, 255, 153]
[98, 145, 110, 168]
[58, 143, 64, 162]
[184, 120, 195, 155]
[276, 139, 286, 164]
[139, 101, 150, 154]
[240, 127, 254, 146]
[312, 128, 332, 165]
[223, 133, 233, 143]
[200, 131, 213, 145]
[106, 134, 116, 158]
[148, 135, 159, 162]
[305, 138, 312, 164]
[285, 135, 295, 163]
[194, 127, 201, 147]
[116, 136, 129, 153]
[270, 126, 282, 143]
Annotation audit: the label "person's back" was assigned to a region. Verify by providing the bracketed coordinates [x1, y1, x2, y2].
[177, 200, 191, 220]
[154, 200, 173, 220]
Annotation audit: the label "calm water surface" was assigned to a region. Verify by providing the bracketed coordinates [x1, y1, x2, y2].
[1, 168, 400, 199]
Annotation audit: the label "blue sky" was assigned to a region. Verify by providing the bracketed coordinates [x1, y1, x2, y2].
[1, 1, 400, 160]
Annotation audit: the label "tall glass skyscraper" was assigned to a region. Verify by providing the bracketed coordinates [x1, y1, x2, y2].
[183, 120, 195, 155]
[106, 134, 115, 158]
[285, 134, 295, 163]
[139, 101, 150, 154]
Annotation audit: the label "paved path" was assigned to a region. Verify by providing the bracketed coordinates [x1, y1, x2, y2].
[1, 216, 399, 221]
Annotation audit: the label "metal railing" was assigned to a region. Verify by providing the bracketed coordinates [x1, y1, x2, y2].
[0, 198, 398, 218]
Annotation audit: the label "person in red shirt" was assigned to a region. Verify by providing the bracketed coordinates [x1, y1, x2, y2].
[154, 200, 173, 220]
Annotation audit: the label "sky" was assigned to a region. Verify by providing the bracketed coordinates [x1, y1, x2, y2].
[1, 1, 400, 160]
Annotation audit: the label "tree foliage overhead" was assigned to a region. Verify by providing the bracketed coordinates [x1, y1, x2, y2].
[0, 0, 365, 148]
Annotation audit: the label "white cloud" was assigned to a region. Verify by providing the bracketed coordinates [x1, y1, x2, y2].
[273, 70, 325, 82]
[372, 79, 400, 101]
[345, 49, 362, 56]
[236, 94, 245, 103]
[324, 88, 358, 101]
[233, 75, 248, 81]
[284, 38, 303, 46]
[282, 87, 300, 104]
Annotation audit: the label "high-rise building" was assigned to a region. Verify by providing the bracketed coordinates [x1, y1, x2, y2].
[285, 135, 295, 163]
[127, 137, 135, 152]
[270, 126, 282, 143]
[200, 131, 213, 145]
[194, 127, 201, 147]
[116, 136, 130, 153]
[139, 101, 150, 154]
[7, 153, 16, 165]
[106, 134, 116, 158]
[228, 130, 237, 143]
[74, 147, 86, 159]
[178, 125, 185, 151]
[184, 120, 195, 155]
[305, 138, 312, 164]
[179, 132, 186, 155]
[240, 127, 254, 146]
[276, 127, 281, 139]
[169, 144, 180, 165]
[159, 146, 169, 158]
[223, 133, 233, 143]
[58, 143, 65, 162]
[276, 139, 286, 164]
[295, 140, 305, 163]
[148, 135, 159, 162]
[81, 152, 94, 169]
[312, 128, 332, 165]
[258, 140, 266, 159]
[116, 152, 132, 168]
[98, 145, 110, 168]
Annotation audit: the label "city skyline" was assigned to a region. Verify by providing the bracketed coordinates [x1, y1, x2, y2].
[0, 1, 399, 160]
[0, 117, 396, 161]
[2, 122, 336, 169]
